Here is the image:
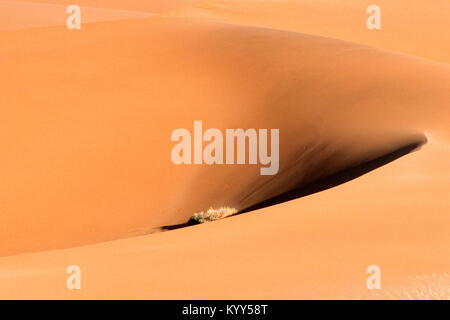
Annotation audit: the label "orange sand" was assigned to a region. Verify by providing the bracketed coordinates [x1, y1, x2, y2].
[0, 0, 448, 299]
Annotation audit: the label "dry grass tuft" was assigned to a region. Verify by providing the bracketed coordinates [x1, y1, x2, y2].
[190, 207, 238, 224]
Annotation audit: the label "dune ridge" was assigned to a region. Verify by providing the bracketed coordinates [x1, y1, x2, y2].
[0, 0, 154, 31]
[164, 0, 450, 64]
[1, 16, 449, 256]
[0, 136, 448, 299]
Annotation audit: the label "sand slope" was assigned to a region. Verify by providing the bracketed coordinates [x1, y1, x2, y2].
[166, 0, 450, 64]
[0, 0, 449, 299]
[0, 0, 154, 31]
[0, 137, 448, 299]
[1, 17, 449, 257]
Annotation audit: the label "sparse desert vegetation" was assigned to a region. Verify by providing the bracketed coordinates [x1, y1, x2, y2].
[190, 207, 238, 224]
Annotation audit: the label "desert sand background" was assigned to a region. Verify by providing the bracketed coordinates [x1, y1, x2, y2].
[0, 0, 448, 299]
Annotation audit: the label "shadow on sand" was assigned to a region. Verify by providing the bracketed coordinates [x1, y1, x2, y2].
[161, 136, 426, 231]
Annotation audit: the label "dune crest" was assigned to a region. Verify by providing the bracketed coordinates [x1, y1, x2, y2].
[0, 0, 449, 300]
[165, 0, 450, 64]
[0, 0, 153, 31]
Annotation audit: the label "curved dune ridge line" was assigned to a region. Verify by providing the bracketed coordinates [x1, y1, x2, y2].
[0, 0, 154, 31]
[15, 0, 200, 14]
[1, 17, 448, 256]
[164, 0, 450, 64]
[0, 0, 448, 298]
[14, 0, 450, 63]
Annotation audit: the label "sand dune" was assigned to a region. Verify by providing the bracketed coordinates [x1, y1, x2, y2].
[165, 0, 450, 64]
[0, 137, 448, 299]
[1, 17, 449, 256]
[0, 0, 449, 299]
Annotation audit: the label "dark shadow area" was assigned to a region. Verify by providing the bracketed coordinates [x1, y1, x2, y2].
[161, 138, 426, 231]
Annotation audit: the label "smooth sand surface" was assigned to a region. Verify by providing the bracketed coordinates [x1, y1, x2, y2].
[0, 137, 448, 299]
[0, 0, 448, 298]
[165, 0, 450, 64]
[0, 0, 153, 31]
